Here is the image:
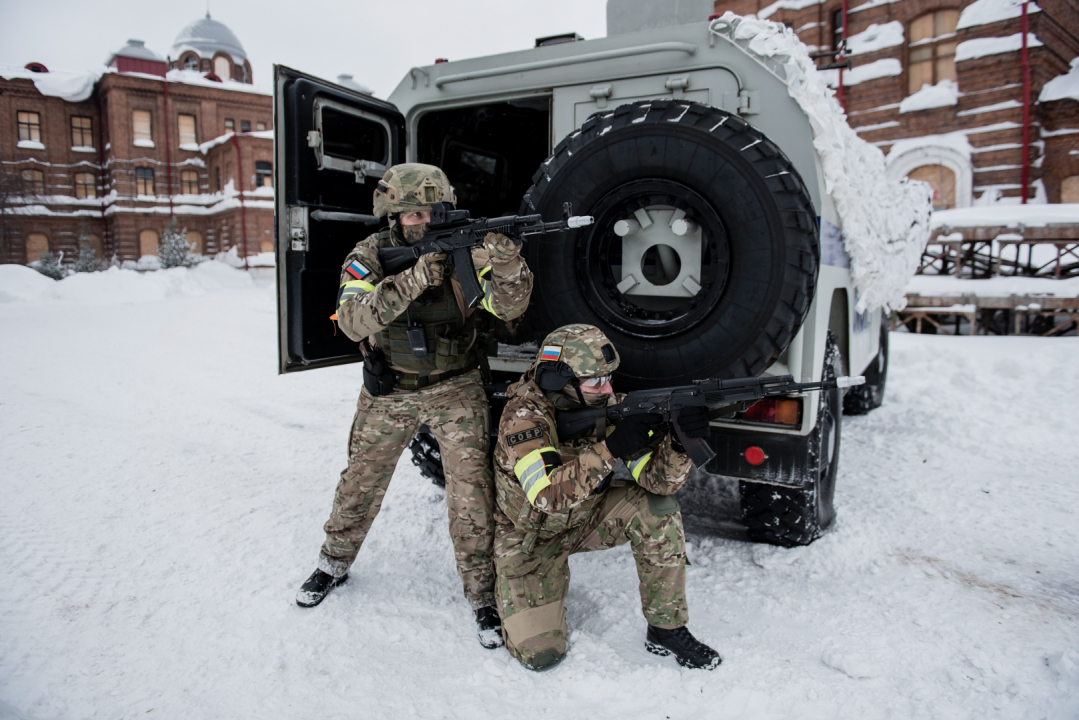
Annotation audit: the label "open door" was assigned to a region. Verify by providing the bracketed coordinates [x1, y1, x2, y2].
[274, 65, 405, 374]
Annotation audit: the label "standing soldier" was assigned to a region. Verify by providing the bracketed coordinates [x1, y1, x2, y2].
[296, 163, 533, 650]
[492, 324, 721, 670]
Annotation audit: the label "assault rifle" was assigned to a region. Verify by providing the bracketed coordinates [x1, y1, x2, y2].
[377, 201, 593, 308]
[556, 374, 866, 468]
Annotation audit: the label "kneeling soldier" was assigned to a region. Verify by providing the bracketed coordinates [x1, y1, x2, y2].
[491, 323, 720, 670]
[296, 163, 532, 650]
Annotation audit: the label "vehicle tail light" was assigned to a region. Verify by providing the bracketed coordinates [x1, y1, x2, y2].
[743, 446, 767, 466]
[737, 398, 800, 426]
[435, 58, 449, 64]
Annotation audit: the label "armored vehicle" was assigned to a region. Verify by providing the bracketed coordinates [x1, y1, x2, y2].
[274, 6, 894, 547]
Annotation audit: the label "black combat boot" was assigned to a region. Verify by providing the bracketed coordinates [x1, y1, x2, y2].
[475, 606, 505, 649]
[295, 569, 347, 607]
[646, 625, 722, 670]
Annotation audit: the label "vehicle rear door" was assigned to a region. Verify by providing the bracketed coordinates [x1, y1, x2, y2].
[274, 65, 405, 374]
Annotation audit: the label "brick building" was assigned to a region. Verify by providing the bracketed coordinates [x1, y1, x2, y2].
[713, 0, 1079, 208]
[0, 14, 273, 267]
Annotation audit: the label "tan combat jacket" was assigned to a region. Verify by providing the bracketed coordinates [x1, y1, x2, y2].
[493, 378, 692, 538]
[334, 230, 533, 346]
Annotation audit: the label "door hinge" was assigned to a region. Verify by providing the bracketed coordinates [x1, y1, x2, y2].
[590, 84, 612, 108]
[288, 205, 309, 251]
[665, 75, 690, 99]
[723, 89, 760, 116]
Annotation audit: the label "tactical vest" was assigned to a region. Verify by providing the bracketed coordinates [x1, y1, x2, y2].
[373, 229, 482, 375]
[494, 381, 608, 540]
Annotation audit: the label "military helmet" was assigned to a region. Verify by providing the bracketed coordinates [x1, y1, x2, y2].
[372, 163, 456, 218]
[532, 323, 620, 392]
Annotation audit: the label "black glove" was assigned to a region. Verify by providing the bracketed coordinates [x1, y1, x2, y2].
[675, 406, 710, 439]
[604, 413, 663, 458]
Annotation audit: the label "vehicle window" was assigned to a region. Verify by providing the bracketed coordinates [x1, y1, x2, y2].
[321, 105, 387, 163]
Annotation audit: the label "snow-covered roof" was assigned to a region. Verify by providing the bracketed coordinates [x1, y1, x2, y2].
[0, 66, 104, 103]
[171, 13, 248, 65]
[336, 74, 374, 95]
[107, 39, 165, 64]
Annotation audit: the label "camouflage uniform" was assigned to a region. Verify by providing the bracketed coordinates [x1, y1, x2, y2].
[317, 163, 533, 611]
[491, 324, 693, 668]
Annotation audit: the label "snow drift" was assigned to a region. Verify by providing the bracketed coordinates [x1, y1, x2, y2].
[710, 14, 933, 313]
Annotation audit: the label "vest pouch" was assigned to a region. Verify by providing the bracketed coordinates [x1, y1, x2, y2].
[362, 346, 394, 397]
[435, 332, 474, 372]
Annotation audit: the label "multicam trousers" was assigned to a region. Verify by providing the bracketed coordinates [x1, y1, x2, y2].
[319, 369, 495, 610]
[494, 483, 688, 668]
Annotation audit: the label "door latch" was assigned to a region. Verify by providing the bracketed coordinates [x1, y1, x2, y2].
[288, 205, 309, 251]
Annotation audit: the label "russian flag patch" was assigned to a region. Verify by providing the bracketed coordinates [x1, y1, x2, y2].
[540, 345, 562, 362]
[346, 260, 370, 280]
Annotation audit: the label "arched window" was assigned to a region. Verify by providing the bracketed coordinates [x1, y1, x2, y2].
[909, 10, 959, 94]
[1061, 176, 1079, 203]
[21, 169, 44, 194]
[74, 172, 96, 199]
[25, 233, 48, 263]
[185, 231, 203, 254]
[139, 229, 159, 257]
[183, 54, 199, 71]
[181, 170, 199, 195]
[908, 164, 956, 210]
[214, 56, 231, 81]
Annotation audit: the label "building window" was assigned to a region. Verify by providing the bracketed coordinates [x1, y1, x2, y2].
[183, 54, 199, 71]
[133, 110, 153, 146]
[214, 56, 231, 80]
[908, 164, 956, 210]
[241, 120, 251, 133]
[255, 160, 272, 188]
[136, 167, 155, 196]
[256, 121, 266, 132]
[17, 111, 42, 142]
[139, 229, 159, 257]
[178, 114, 197, 147]
[181, 169, 199, 194]
[1061, 176, 1079, 203]
[74, 172, 96, 199]
[22, 169, 45, 194]
[71, 116, 93, 148]
[224, 118, 235, 133]
[26, 233, 49, 263]
[832, 9, 845, 51]
[909, 10, 959, 94]
[185, 230, 203, 254]
[215, 167, 222, 192]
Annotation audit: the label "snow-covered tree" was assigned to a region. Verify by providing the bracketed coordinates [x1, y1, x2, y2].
[73, 229, 98, 273]
[34, 251, 65, 280]
[158, 218, 195, 269]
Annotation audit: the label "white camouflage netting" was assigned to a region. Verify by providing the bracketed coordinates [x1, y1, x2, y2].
[710, 14, 933, 312]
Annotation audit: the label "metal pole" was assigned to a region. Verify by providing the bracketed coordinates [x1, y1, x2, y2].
[1021, 1, 1031, 205]
[838, 0, 849, 111]
[163, 59, 174, 217]
[230, 133, 249, 270]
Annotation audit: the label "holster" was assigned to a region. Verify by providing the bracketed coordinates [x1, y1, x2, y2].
[362, 345, 395, 397]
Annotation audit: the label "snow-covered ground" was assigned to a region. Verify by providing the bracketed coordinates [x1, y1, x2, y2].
[2, 264, 1078, 720]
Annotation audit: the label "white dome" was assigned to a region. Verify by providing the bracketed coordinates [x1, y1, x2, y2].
[171, 13, 247, 64]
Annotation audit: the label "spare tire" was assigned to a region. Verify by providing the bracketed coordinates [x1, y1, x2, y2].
[521, 100, 819, 388]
